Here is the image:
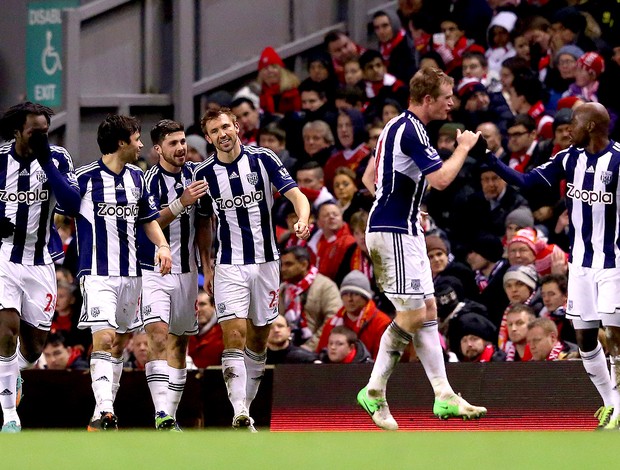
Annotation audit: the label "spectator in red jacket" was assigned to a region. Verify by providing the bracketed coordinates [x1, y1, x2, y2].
[308, 201, 356, 281]
[317, 270, 392, 359]
[187, 291, 224, 368]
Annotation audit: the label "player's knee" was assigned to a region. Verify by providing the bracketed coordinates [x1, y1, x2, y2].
[93, 331, 115, 352]
[575, 328, 598, 352]
[146, 325, 168, 353]
[395, 308, 426, 332]
[223, 329, 246, 349]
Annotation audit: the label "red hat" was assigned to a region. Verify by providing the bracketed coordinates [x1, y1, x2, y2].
[258, 46, 284, 71]
[509, 227, 539, 255]
[577, 52, 605, 77]
[557, 96, 579, 110]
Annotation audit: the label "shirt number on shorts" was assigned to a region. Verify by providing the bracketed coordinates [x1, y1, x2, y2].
[268, 290, 279, 309]
[44, 293, 57, 313]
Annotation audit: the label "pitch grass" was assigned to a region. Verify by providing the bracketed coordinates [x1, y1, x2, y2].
[1, 430, 617, 469]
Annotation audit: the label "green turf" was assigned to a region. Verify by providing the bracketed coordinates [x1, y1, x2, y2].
[1, 430, 617, 469]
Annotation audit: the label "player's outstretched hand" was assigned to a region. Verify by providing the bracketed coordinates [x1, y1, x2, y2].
[180, 180, 208, 207]
[29, 131, 52, 166]
[294, 220, 310, 240]
[456, 129, 481, 154]
[0, 216, 15, 238]
[156, 245, 172, 275]
[468, 134, 488, 159]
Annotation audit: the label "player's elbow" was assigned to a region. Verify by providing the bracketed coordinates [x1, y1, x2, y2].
[426, 173, 450, 191]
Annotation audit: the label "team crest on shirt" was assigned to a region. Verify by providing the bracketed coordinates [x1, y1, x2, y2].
[217, 302, 226, 313]
[35, 170, 47, 183]
[131, 187, 141, 199]
[600, 171, 613, 185]
[411, 279, 421, 291]
[567, 300, 573, 310]
[246, 172, 258, 185]
[90, 307, 100, 317]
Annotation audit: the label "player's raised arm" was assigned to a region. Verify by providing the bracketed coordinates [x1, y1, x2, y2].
[425, 129, 481, 190]
[29, 131, 81, 215]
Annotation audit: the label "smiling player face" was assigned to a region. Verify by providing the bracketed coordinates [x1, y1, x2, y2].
[157, 130, 187, 171]
[204, 113, 240, 155]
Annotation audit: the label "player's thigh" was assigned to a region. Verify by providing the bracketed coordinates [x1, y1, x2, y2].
[117, 276, 142, 333]
[142, 270, 173, 327]
[214, 264, 251, 322]
[366, 231, 432, 312]
[248, 261, 280, 327]
[168, 271, 199, 336]
[20, 264, 56, 330]
[0, 258, 24, 313]
[566, 265, 600, 323]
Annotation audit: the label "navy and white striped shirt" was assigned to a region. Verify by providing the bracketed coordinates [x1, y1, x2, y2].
[58, 160, 159, 277]
[368, 111, 442, 236]
[194, 145, 296, 265]
[137, 162, 198, 274]
[0, 142, 77, 265]
[530, 142, 620, 268]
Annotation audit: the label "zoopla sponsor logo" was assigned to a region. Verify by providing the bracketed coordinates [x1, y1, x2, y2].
[566, 183, 613, 205]
[0, 188, 48, 205]
[97, 203, 139, 219]
[215, 190, 263, 210]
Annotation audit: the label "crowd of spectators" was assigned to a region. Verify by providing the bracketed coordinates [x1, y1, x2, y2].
[39, 0, 620, 369]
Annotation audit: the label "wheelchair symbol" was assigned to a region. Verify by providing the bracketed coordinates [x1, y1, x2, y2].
[41, 30, 62, 76]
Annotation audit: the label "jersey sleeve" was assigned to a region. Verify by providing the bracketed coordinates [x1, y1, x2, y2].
[400, 124, 443, 175]
[196, 192, 214, 218]
[260, 149, 298, 193]
[137, 173, 159, 223]
[193, 164, 214, 217]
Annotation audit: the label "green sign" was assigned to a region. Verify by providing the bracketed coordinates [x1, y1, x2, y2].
[26, 0, 79, 108]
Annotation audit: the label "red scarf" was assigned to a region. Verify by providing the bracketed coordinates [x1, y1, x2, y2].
[260, 83, 281, 114]
[546, 341, 565, 361]
[350, 247, 373, 279]
[527, 101, 546, 122]
[504, 341, 532, 362]
[474, 344, 495, 362]
[342, 347, 357, 364]
[283, 265, 318, 341]
[379, 29, 406, 64]
[499, 291, 538, 351]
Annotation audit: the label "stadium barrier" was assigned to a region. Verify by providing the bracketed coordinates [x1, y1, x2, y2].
[15, 362, 599, 430]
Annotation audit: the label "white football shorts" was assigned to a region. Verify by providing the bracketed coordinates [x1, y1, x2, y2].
[141, 270, 199, 336]
[0, 258, 55, 330]
[566, 263, 620, 328]
[79, 275, 142, 333]
[366, 231, 434, 311]
[214, 261, 280, 326]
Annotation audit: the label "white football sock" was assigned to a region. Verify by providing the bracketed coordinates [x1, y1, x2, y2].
[167, 366, 187, 419]
[0, 352, 20, 425]
[413, 320, 454, 399]
[367, 322, 411, 393]
[581, 344, 620, 412]
[90, 351, 115, 417]
[146, 360, 169, 414]
[244, 348, 266, 412]
[221, 349, 247, 416]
